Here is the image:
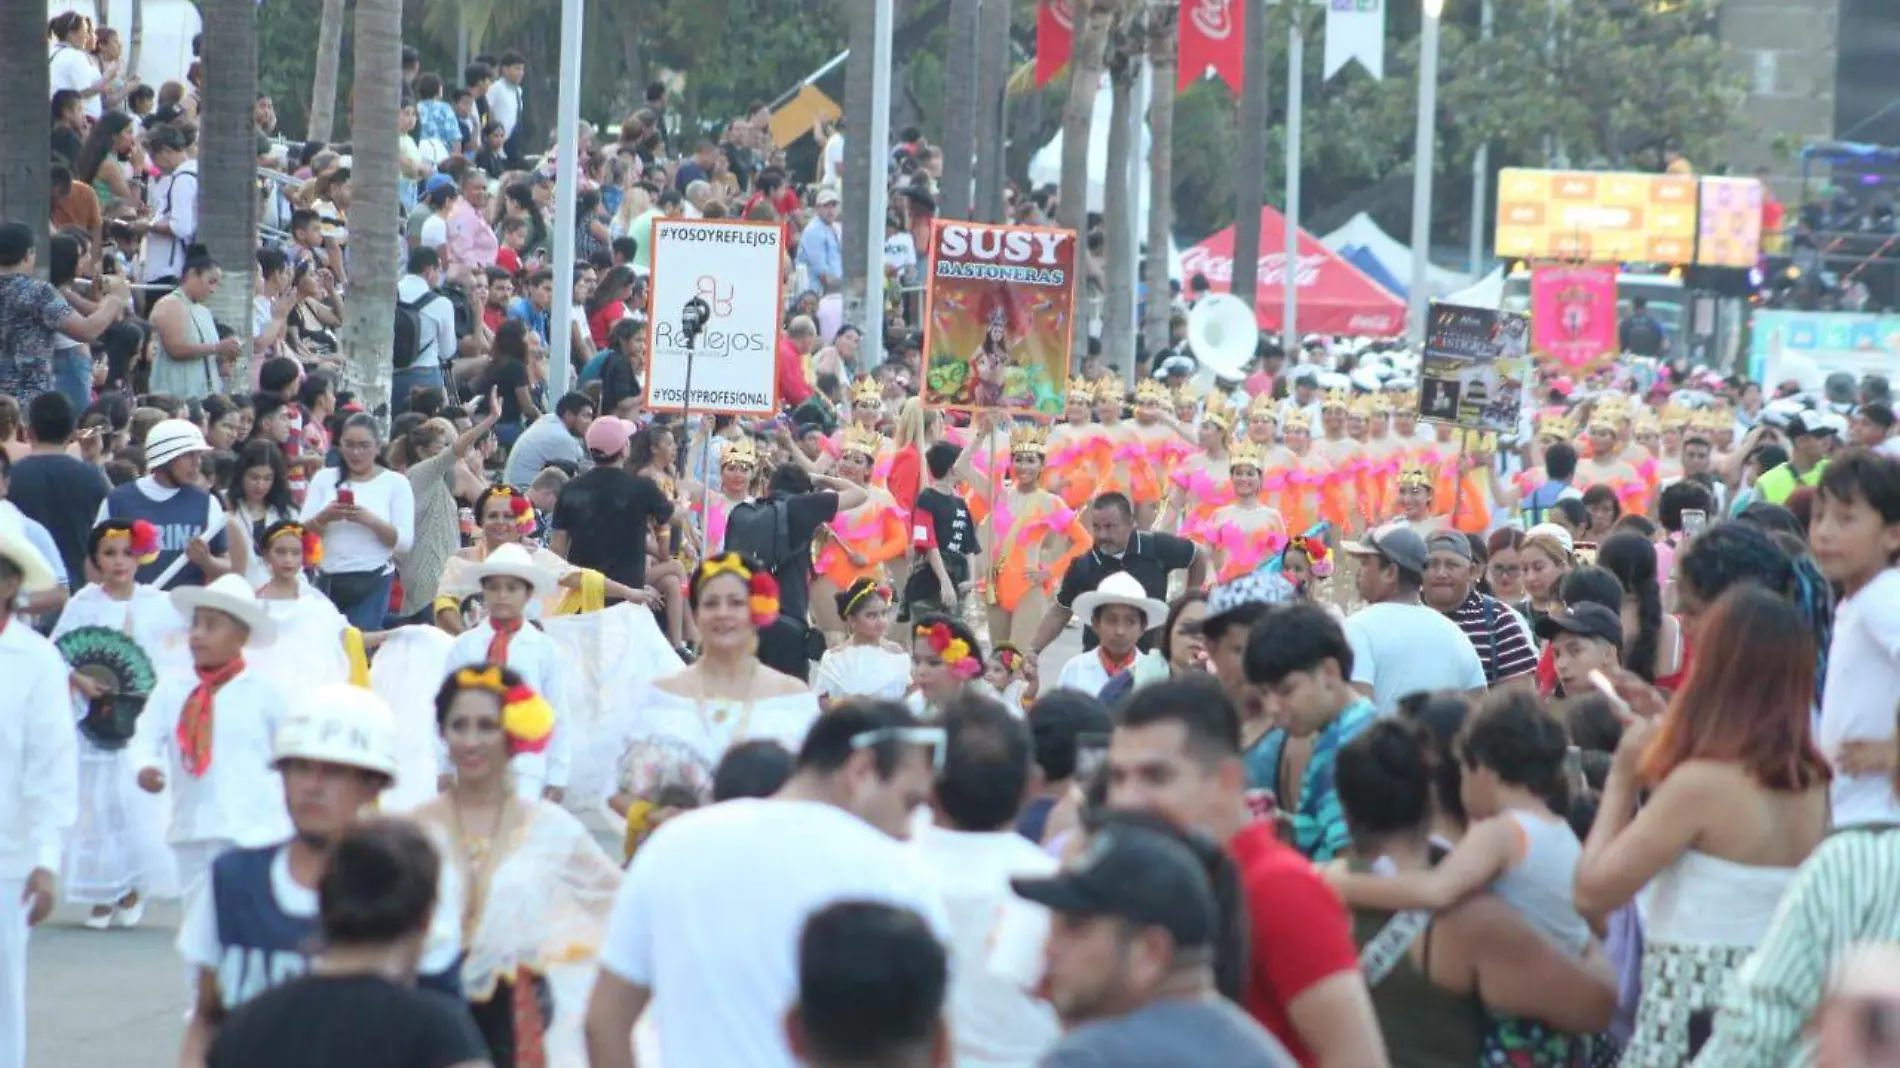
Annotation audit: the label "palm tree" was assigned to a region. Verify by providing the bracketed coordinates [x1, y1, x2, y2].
[340, 0, 402, 417]
[1100, 4, 1142, 373]
[0, 0, 50, 252]
[1141, 1, 1177, 354]
[309, 0, 348, 143]
[1229, 0, 1270, 304]
[1055, 0, 1118, 368]
[939, 0, 981, 219]
[198, 0, 259, 381]
[973, 0, 1012, 221]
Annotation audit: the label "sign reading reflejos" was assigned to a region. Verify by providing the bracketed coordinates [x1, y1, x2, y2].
[643, 219, 785, 416]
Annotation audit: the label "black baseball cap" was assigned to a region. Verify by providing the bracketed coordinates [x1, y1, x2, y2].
[1011, 823, 1216, 949]
[1535, 603, 1624, 649]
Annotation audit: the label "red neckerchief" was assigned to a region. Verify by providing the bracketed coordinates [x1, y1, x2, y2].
[1098, 646, 1138, 677]
[177, 658, 246, 778]
[486, 616, 523, 665]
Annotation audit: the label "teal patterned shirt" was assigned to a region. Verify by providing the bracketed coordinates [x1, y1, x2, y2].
[1242, 698, 1378, 862]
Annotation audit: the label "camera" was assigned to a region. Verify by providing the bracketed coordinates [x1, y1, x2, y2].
[680, 295, 710, 335]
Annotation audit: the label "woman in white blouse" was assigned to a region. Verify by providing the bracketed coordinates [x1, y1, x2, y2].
[300, 413, 415, 631]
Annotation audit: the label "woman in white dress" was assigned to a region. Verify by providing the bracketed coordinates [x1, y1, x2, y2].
[1574, 586, 1830, 1067]
[247, 520, 357, 689]
[412, 665, 621, 1068]
[613, 552, 820, 816]
[437, 483, 655, 629]
[52, 520, 190, 928]
[813, 577, 911, 705]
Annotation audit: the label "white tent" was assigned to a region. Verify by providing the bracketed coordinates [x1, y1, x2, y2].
[1319, 212, 1472, 298]
[1029, 74, 1153, 222]
[1444, 266, 1507, 309]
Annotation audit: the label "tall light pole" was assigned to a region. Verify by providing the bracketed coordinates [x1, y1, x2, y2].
[1282, 8, 1303, 355]
[547, 0, 585, 398]
[1407, 0, 1443, 343]
[861, 0, 895, 367]
[1468, 0, 1492, 278]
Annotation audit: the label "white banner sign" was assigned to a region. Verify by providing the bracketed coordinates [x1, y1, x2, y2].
[1323, 0, 1385, 81]
[644, 219, 786, 415]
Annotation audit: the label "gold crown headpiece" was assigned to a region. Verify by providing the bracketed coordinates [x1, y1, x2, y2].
[723, 437, 759, 468]
[1228, 438, 1267, 470]
[840, 425, 882, 459]
[850, 377, 883, 406]
[1281, 407, 1312, 432]
[1349, 395, 1378, 419]
[1134, 379, 1171, 405]
[1593, 394, 1630, 419]
[1397, 466, 1434, 492]
[1008, 423, 1048, 457]
[1247, 392, 1278, 420]
[1539, 415, 1576, 440]
[1322, 387, 1352, 412]
[1392, 390, 1419, 413]
[1067, 381, 1096, 406]
[1173, 381, 1198, 407]
[1203, 390, 1234, 431]
[1093, 378, 1125, 404]
[1632, 410, 1661, 434]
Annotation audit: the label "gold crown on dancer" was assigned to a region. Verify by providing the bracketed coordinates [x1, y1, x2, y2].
[1204, 390, 1235, 430]
[851, 378, 883, 406]
[1349, 395, 1379, 419]
[1248, 393, 1278, 420]
[1322, 387, 1352, 412]
[724, 437, 759, 468]
[1135, 379, 1172, 405]
[1540, 415, 1576, 440]
[1392, 389, 1419, 413]
[1067, 381, 1097, 406]
[1229, 438, 1268, 470]
[1173, 381, 1199, 408]
[1397, 467, 1434, 491]
[1093, 378, 1126, 404]
[1009, 423, 1049, 457]
[1281, 407, 1312, 432]
[840, 425, 882, 458]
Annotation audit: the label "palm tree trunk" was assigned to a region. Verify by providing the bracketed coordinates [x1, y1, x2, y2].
[1101, 12, 1140, 373]
[0, 0, 51, 260]
[1229, 0, 1270, 304]
[308, 0, 348, 143]
[341, 0, 402, 417]
[841, 0, 877, 327]
[939, 0, 981, 219]
[1142, 3, 1177, 354]
[1056, 0, 1117, 368]
[199, 0, 259, 384]
[973, 0, 1012, 222]
[128, 0, 145, 78]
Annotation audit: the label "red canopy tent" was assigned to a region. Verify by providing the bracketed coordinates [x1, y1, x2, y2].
[1178, 207, 1406, 337]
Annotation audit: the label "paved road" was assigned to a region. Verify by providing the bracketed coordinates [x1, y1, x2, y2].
[24, 624, 1088, 1067]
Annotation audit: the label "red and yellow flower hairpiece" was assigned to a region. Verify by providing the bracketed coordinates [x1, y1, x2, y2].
[102, 520, 164, 565]
[452, 665, 555, 755]
[266, 522, 324, 568]
[1290, 535, 1333, 578]
[917, 622, 982, 681]
[699, 553, 781, 626]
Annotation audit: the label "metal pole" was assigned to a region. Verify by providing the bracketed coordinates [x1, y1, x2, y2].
[1407, 0, 1442, 343]
[1283, 11, 1303, 354]
[862, 0, 895, 368]
[456, 12, 470, 80]
[548, 0, 585, 399]
[1468, 0, 1492, 277]
[1129, 54, 1149, 388]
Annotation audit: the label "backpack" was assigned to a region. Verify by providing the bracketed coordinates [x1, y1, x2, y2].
[724, 497, 795, 573]
[392, 291, 438, 370]
[440, 282, 476, 341]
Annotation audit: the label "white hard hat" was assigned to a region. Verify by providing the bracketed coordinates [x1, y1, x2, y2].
[272, 684, 400, 781]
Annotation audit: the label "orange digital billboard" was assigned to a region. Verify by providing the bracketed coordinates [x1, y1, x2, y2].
[1695, 176, 1765, 268]
[1494, 169, 1698, 265]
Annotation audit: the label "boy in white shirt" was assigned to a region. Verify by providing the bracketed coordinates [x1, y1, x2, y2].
[443, 543, 571, 801]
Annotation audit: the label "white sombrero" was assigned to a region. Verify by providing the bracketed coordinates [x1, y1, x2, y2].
[172, 573, 278, 646]
[1073, 572, 1168, 633]
[0, 512, 58, 595]
[470, 543, 555, 599]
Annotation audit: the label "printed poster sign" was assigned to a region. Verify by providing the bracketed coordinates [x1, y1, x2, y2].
[1695, 176, 1765, 268]
[1530, 263, 1618, 373]
[1494, 168, 1697, 265]
[643, 219, 785, 416]
[921, 219, 1076, 416]
[1417, 302, 1530, 434]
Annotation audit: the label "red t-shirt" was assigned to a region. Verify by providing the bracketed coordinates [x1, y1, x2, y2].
[776, 336, 813, 407]
[588, 301, 627, 350]
[496, 246, 523, 275]
[1228, 822, 1359, 1067]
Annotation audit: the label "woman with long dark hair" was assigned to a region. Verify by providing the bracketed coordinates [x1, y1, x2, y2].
[73, 111, 142, 214]
[1596, 532, 1685, 689]
[1575, 586, 1830, 1067]
[584, 265, 636, 350]
[226, 439, 297, 586]
[481, 319, 539, 448]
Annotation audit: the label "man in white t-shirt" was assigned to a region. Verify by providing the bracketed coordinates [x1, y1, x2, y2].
[584, 700, 950, 1068]
[913, 694, 1061, 1068]
[1812, 451, 1900, 825]
[1340, 523, 1488, 715]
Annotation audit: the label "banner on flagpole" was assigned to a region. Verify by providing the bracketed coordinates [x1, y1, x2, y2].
[1530, 264, 1618, 374]
[921, 219, 1077, 416]
[1036, 0, 1075, 87]
[1323, 0, 1385, 81]
[1179, 0, 1245, 93]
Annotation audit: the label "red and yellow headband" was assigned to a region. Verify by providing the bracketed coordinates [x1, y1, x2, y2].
[698, 553, 782, 626]
[101, 520, 162, 565]
[451, 665, 555, 756]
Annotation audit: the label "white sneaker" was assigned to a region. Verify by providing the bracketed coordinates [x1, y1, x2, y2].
[83, 909, 114, 931]
[114, 899, 145, 928]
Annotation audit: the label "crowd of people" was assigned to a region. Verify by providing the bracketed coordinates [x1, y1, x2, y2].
[8, 14, 1900, 1068]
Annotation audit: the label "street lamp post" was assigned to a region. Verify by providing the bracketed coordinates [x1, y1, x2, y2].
[862, 0, 895, 367]
[1283, 9, 1303, 355]
[1469, 0, 1492, 278]
[1407, 0, 1443, 343]
[548, 0, 585, 398]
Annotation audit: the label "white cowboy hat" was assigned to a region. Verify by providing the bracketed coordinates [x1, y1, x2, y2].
[0, 513, 58, 595]
[470, 543, 554, 599]
[1073, 572, 1168, 633]
[172, 573, 278, 647]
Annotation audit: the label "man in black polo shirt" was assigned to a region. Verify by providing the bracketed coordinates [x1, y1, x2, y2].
[1029, 492, 1206, 655]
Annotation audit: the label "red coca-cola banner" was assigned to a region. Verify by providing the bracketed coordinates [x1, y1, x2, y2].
[1178, 0, 1245, 93]
[1035, 0, 1074, 87]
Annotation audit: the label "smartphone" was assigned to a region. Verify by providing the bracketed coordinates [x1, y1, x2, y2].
[337, 487, 355, 506]
[1681, 509, 1708, 538]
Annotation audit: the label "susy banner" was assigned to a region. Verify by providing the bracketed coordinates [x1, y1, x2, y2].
[920, 219, 1077, 415]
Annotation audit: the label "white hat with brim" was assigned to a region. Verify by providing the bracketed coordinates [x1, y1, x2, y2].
[0, 515, 58, 595]
[471, 543, 555, 599]
[1073, 572, 1168, 634]
[143, 419, 212, 469]
[172, 573, 278, 647]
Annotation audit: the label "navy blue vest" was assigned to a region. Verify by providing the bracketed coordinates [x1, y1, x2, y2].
[104, 480, 223, 586]
[209, 845, 316, 1010]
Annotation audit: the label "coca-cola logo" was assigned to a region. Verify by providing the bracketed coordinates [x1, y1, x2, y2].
[1176, 248, 1326, 288]
[1190, 0, 1233, 41]
[1049, 0, 1074, 31]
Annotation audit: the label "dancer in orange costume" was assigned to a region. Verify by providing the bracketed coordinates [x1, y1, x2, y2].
[811, 425, 910, 640]
[1172, 382, 1200, 424]
[828, 378, 894, 483]
[962, 420, 1089, 647]
[1206, 439, 1289, 582]
[1575, 407, 1648, 516]
[1278, 407, 1324, 535]
[1090, 377, 1142, 500]
[1391, 466, 1451, 537]
[1128, 379, 1191, 528]
[1155, 392, 1236, 539]
[1044, 383, 1102, 512]
[1314, 388, 1365, 533]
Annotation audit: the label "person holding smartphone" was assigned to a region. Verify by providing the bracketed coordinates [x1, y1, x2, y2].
[299, 414, 415, 631]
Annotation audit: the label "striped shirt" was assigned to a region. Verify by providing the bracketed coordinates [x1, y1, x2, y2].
[1444, 589, 1538, 685]
[1692, 825, 1900, 1068]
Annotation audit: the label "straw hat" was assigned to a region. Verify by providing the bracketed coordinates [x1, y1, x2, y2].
[0, 512, 57, 595]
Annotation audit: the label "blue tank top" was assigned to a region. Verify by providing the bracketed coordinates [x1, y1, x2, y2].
[209, 845, 317, 1010]
[104, 480, 222, 586]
